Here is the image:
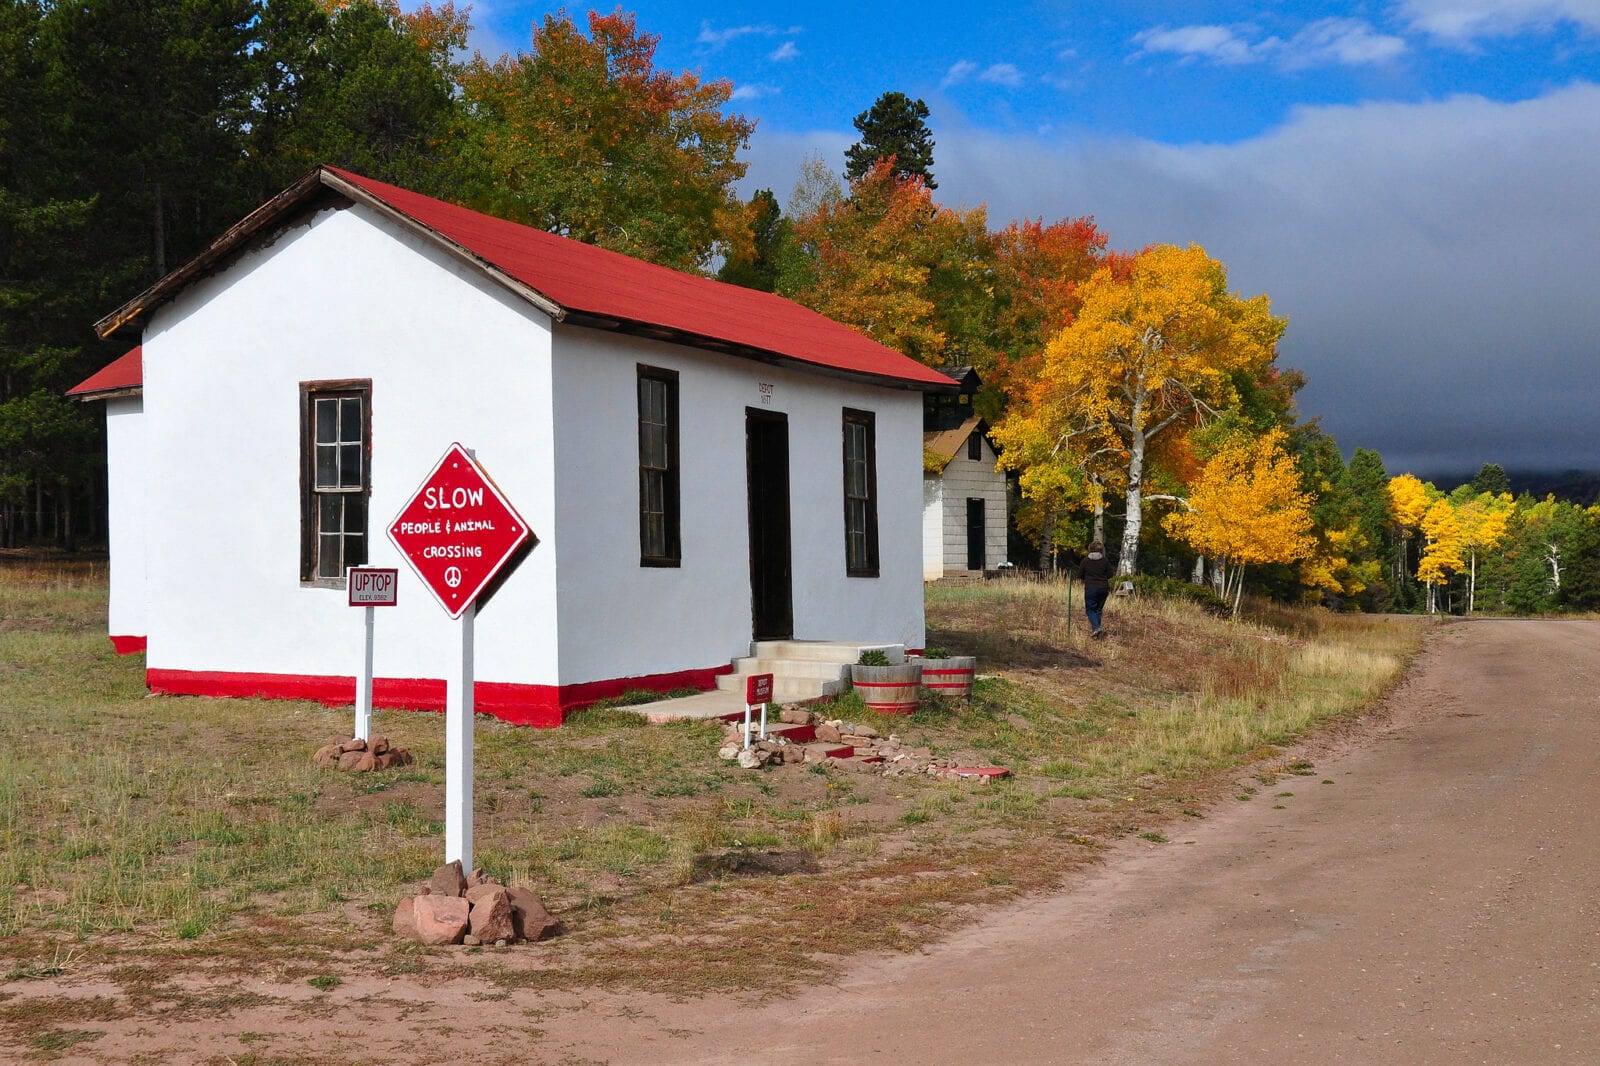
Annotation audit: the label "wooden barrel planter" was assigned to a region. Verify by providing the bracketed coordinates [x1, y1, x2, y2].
[919, 656, 976, 701]
[850, 663, 922, 715]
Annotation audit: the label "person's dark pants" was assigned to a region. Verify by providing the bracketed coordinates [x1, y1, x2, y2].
[1084, 586, 1110, 633]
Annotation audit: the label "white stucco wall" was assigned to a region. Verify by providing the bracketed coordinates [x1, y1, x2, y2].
[104, 395, 147, 641]
[934, 433, 1009, 574]
[138, 204, 559, 687]
[551, 329, 927, 683]
[922, 476, 945, 581]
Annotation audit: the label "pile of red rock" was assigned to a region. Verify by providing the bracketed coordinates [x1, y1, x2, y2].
[392, 861, 560, 947]
[718, 707, 1005, 780]
[312, 734, 414, 773]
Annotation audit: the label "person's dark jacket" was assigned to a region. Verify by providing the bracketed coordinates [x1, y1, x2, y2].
[1077, 552, 1115, 589]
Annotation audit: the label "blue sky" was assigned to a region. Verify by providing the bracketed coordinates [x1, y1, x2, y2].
[460, 2, 1600, 476]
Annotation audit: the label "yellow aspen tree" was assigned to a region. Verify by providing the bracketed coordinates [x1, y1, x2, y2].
[1163, 429, 1315, 616]
[1453, 491, 1513, 614]
[1417, 497, 1466, 614]
[1010, 243, 1285, 576]
[1387, 473, 1432, 589]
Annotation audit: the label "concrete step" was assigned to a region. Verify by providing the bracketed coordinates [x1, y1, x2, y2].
[730, 656, 853, 682]
[713, 673, 846, 701]
[751, 640, 906, 664]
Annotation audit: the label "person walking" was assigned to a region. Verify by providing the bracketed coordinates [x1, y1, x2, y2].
[1077, 540, 1115, 638]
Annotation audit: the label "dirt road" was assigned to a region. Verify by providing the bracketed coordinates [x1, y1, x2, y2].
[18, 619, 1600, 1064]
[537, 619, 1600, 1064]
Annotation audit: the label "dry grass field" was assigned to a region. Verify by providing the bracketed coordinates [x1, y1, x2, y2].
[0, 556, 1423, 1059]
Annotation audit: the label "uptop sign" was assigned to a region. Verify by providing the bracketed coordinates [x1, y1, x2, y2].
[347, 567, 399, 607]
[388, 443, 534, 618]
[746, 673, 774, 704]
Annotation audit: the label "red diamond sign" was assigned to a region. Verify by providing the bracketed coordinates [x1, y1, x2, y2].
[388, 443, 534, 618]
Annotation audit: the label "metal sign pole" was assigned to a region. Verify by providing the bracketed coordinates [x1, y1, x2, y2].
[355, 604, 375, 740]
[445, 604, 475, 869]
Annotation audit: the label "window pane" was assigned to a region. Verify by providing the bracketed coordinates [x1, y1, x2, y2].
[340, 397, 362, 444]
[643, 470, 663, 514]
[340, 444, 362, 487]
[642, 423, 666, 468]
[316, 398, 338, 444]
[643, 514, 664, 558]
[320, 493, 342, 533]
[346, 529, 366, 568]
[318, 534, 342, 578]
[345, 492, 366, 535]
[314, 442, 335, 488]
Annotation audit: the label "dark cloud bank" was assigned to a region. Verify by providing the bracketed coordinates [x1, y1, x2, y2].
[746, 83, 1600, 478]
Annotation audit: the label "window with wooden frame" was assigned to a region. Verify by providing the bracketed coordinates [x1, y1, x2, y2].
[968, 430, 982, 461]
[842, 408, 879, 577]
[300, 380, 370, 585]
[637, 365, 680, 566]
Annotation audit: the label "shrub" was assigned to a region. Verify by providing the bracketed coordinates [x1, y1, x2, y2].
[857, 649, 891, 667]
[1131, 574, 1229, 616]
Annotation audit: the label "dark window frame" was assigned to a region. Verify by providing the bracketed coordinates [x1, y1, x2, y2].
[637, 365, 681, 567]
[842, 407, 879, 577]
[967, 430, 982, 461]
[299, 379, 372, 586]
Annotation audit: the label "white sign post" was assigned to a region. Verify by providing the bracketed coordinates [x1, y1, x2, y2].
[347, 567, 399, 740]
[387, 444, 533, 871]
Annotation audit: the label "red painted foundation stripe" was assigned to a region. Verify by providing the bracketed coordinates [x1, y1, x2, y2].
[863, 703, 915, 715]
[109, 635, 147, 655]
[144, 663, 732, 728]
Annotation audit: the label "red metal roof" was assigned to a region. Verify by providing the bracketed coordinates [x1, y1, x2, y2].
[68, 346, 142, 398]
[90, 165, 954, 392]
[322, 168, 951, 389]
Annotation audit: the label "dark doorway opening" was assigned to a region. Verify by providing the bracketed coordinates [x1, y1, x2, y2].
[747, 409, 793, 640]
[967, 498, 986, 571]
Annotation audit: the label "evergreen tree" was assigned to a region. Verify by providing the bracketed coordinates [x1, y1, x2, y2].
[844, 91, 936, 188]
[717, 189, 789, 292]
[1472, 462, 1512, 497]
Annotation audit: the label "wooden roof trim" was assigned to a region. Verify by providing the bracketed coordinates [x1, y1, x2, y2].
[317, 170, 565, 323]
[93, 167, 567, 339]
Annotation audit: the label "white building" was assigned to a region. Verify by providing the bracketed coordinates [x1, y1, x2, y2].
[921, 368, 1009, 580]
[72, 165, 953, 726]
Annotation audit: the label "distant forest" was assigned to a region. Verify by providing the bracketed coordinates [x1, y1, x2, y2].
[1423, 470, 1600, 507]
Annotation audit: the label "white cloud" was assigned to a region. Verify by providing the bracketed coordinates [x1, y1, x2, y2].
[1132, 24, 1258, 64]
[698, 21, 803, 52]
[770, 41, 800, 62]
[1275, 18, 1409, 67]
[1398, 0, 1600, 40]
[980, 63, 1025, 87]
[740, 84, 1600, 472]
[943, 60, 1027, 89]
[942, 60, 980, 88]
[1133, 19, 1406, 68]
[731, 83, 782, 102]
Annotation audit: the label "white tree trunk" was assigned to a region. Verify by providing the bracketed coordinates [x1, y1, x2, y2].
[1117, 428, 1146, 576]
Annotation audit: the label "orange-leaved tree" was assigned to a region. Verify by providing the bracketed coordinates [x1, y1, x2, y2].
[783, 159, 991, 367]
[458, 9, 753, 271]
[996, 243, 1285, 576]
[1162, 428, 1315, 616]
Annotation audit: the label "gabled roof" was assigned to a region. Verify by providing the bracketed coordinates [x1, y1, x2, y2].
[67, 346, 142, 400]
[92, 165, 955, 393]
[923, 415, 991, 473]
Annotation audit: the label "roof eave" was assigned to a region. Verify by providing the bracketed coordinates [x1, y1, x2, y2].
[94, 166, 568, 340]
[70, 386, 143, 402]
[562, 312, 959, 393]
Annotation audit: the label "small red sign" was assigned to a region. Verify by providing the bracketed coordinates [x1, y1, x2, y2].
[746, 673, 774, 704]
[347, 567, 399, 607]
[388, 444, 534, 618]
